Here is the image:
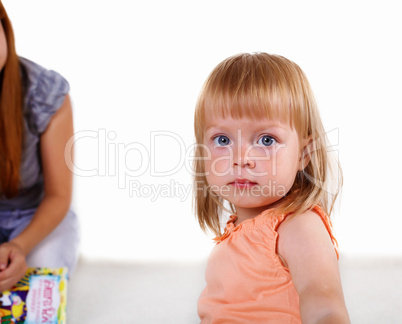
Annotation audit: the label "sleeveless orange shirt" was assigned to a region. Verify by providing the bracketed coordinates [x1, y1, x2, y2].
[197, 206, 339, 323]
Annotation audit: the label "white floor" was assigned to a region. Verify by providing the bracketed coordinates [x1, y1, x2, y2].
[67, 256, 402, 324]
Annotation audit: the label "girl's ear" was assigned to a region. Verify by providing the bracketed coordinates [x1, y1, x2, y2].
[299, 135, 314, 171]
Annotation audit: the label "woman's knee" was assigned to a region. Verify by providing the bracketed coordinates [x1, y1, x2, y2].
[26, 210, 80, 275]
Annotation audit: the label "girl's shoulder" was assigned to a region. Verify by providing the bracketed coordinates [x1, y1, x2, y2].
[214, 206, 319, 242]
[20, 57, 70, 134]
[220, 206, 330, 235]
[214, 206, 338, 254]
[277, 206, 339, 260]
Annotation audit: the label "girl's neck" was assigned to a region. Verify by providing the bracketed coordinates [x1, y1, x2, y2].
[233, 196, 288, 226]
[234, 205, 270, 226]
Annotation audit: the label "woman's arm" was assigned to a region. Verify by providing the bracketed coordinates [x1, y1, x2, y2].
[0, 94, 74, 290]
[277, 210, 350, 324]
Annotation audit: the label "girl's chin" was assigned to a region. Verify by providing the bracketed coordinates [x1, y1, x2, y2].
[225, 197, 283, 209]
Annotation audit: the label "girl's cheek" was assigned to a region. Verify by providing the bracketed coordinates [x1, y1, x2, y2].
[213, 159, 231, 176]
[204, 160, 213, 176]
[209, 151, 232, 176]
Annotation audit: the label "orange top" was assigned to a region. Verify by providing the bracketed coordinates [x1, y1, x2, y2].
[197, 206, 338, 324]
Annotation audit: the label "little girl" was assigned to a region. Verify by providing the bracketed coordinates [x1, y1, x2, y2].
[194, 53, 350, 323]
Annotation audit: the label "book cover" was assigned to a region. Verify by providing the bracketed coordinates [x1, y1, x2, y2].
[0, 268, 67, 324]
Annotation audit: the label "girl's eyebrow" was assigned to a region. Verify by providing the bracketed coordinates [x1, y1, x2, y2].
[204, 125, 233, 135]
[255, 125, 289, 133]
[205, 123, 289, 133]
[205, 125, 219, 132]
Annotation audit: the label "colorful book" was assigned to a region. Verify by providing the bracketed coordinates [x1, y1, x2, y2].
[0, 267, 68, 324]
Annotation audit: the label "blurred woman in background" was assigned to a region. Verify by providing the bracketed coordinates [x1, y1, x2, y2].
[0, 1, 79, 290]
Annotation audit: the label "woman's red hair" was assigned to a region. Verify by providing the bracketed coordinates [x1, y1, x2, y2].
[0, 1, 24, 198]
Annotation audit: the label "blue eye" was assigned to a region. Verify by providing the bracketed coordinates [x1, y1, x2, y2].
[257, 135, 276, 146]
[213, 135, 231, 146]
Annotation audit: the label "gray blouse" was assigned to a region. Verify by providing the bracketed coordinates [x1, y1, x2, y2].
[0, 57, 69, 211]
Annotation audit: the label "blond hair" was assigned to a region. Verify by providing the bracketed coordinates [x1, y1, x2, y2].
[193, 52, 342, 236]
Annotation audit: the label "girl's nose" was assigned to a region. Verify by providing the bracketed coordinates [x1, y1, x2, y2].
[232, 146, 256, 169]
[244, 158, 255, 168]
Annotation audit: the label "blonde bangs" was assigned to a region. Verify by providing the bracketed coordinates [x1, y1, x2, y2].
[203, 79, 292, 124]
[196, 53, 314, 146]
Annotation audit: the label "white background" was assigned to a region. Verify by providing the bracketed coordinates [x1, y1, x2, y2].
[4, 0, 402, 262]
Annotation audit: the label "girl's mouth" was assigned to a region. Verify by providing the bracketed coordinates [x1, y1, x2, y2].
[229, 179, 258, 189]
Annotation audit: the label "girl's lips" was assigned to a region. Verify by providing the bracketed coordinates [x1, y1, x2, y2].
[229, 179, 258, 188]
